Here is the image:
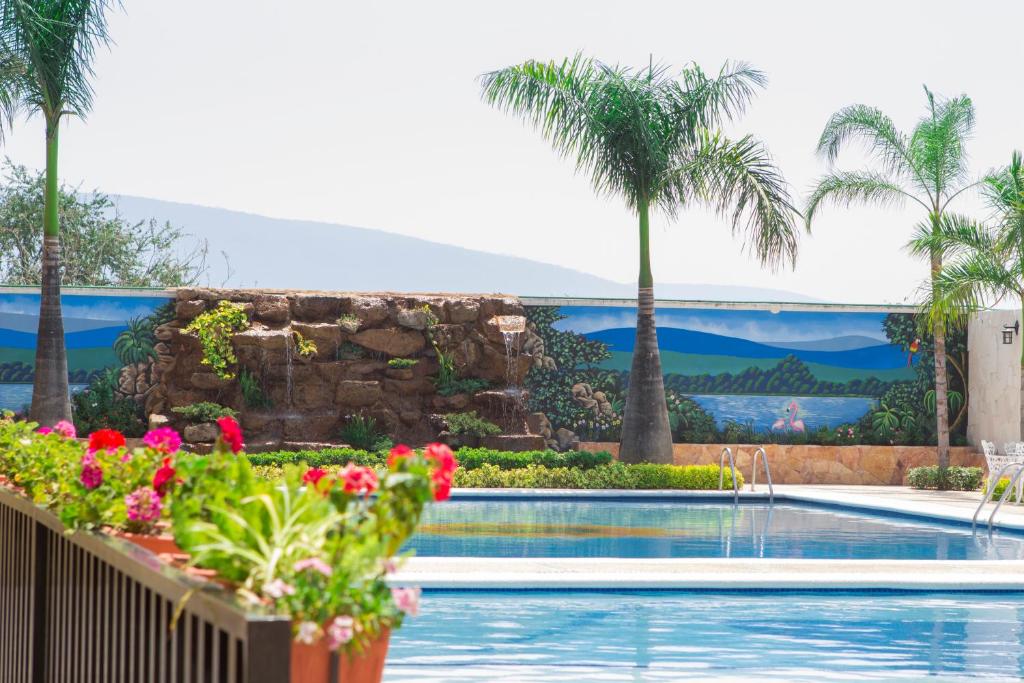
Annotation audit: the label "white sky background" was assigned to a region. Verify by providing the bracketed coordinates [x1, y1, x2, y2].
[1, 0, 1022, 304]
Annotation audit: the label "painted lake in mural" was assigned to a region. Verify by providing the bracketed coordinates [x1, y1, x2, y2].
[0, 383, 88, 412]
[686, 394, 878, 432]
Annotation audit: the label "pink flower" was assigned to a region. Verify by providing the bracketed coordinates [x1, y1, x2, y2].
[295, 621, 319, 645]
[339, 463, 378, 496]
[383, 558, 398, 574]
[294, 557, 333, 577]
[143, 427, 181, 454]
[79, 452, 103, 490]
[263, 578, 295, 600]
[36, 426, 53, 435]
[391, 587, 421, 616]
[387, 444, 413, 468]
[52, 420, 76, 439]
[325, 615, 354, 651]
[216, 416, 244, 454]
[125, 487, 162, 523]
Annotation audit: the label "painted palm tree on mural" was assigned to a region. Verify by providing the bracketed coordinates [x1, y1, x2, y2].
[0, 0, 117, 424]
[806, 87, 975, 478]
[912, 152, 1024, 439]
[481, 56, 800, 463]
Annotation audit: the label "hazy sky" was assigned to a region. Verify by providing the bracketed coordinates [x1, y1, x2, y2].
[2, 0, 1021, 303]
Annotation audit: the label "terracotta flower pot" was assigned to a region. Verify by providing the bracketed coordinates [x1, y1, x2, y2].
[114, 530, 182, 556]
[291, 639, 331, 683]
[338, 628, 390, 683]
[290, 628, 391, 683]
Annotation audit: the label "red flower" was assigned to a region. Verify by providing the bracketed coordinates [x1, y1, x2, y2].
[302, 467, 328, 487]
[387, 444, 413, 468]
[339, 463, 379, 496]
[88, 429, 126, 454]
[152, 457, 177, 498]
[216, 416, 244, 454]
[424, 443, 457, 501]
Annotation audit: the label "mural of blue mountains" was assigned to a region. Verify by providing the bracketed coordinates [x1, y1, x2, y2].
[585, 327, 910, 371]
[0, 325, 127, 350]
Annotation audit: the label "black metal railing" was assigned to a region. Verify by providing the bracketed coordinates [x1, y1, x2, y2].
[0, 487, 292, 683]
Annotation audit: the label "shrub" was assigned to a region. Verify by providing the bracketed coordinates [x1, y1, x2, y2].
[338, 341, 366, 360]
[72, 369, 146, 437]
[248, 448, 389, 469]
[292, 330, 317, 359]
[339, 415, 391, 452]
[988, 478, 1020, 502]
[437, 378, 489, 397]
[337, 314, 360, 334]
[184, 301, 250, 379]
[171, 402, 238, 424]
[387, 358, 418, 369]
[906, 465, 983, 491]
[454, 447, 612, 470]
[453, 462, 743, 490]
[445, 411, 501, 438]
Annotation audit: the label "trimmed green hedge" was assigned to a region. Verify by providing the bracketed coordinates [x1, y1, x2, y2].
[452, 462, 743, 490]
[906, 465, 983, 491]
[246, 447, 613, 471]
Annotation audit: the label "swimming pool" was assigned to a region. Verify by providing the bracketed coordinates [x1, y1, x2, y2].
[384, 590, 1024, 681]
[407, 500, 1024, 560]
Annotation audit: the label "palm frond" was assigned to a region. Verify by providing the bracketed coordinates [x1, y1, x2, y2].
[671, 130, 800, 269]
[674, 60, 765, 131]
[907, 213, 995, 261]
[815, 104, 914, 179]
[805, 170, 919, 228]
[910, 87, 975, 197]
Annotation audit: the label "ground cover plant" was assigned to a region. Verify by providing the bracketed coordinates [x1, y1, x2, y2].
[246, 446, 614, 471]
[172, 402, 237, 423]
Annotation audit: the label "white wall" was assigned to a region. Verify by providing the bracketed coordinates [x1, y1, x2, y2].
[968, 310, 1022, 448]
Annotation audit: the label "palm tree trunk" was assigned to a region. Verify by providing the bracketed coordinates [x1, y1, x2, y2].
[930, 248, 950, 483]
[29, 123, 71, 425]
[619, 201, 673, 464]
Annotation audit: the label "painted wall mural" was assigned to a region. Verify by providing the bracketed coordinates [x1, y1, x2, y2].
[521, 304, 968, 446]
[0, 291, 174, 415]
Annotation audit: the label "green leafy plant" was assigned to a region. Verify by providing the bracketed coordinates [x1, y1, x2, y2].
[113, 316, 157, 366]
[337, 314, 361, 334]
[239, 369, 272, 410]
[444, 411, 501, 438]
[907, 465, 983, 491]
[172, 402, 238, 424]
[71, 369, 146, 437]
[871, 403, 902, 436]
[338, 341, 366, 360]
[339, 414, 390, 451]
[184, 301, 250, 379]
[292, 330, 318, 359]
[387, 358, 418, 369]
[454, 462, 742, 490]
[437, 378, 490, 397]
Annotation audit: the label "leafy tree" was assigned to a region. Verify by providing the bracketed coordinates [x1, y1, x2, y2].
[0, 0, 120, 424]
[481, 56, 799, 463]
[913, 151, 1024, 438]
[806, 87, 976, 476]
[0, 163, 207, 286]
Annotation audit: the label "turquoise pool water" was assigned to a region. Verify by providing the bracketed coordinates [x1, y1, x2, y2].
[408, 500, 1024, 560]
[384, 591, 1024, 681]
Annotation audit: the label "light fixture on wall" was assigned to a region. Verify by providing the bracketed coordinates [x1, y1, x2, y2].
[1003, 321, 1019, 344]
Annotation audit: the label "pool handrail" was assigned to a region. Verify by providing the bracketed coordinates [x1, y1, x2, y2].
[972, 461, 1024, 527]
[750, 446, 775, 504]
[987, 463, 1024, 528]
[719, 447, 739, 504]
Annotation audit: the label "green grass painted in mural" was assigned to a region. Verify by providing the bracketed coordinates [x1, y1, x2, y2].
[0, 346, 119, 379]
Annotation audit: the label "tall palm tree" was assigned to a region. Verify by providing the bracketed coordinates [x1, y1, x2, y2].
[806, 87, 975, 476]
[481, 56, 800, 463]
[0, 0, 117, 424]
[912, 152, 1024, 438]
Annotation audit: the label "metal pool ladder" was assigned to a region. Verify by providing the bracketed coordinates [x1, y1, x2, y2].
[719, 447, 739, 504]
[973, 461, 1024, 528]
[750, 446, 775, 504]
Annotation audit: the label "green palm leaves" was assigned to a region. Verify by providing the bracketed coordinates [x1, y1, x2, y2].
[480, 56, 800, 268]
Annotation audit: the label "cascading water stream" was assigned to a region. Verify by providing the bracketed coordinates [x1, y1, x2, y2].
[493, 315, 527, 431]
[284, 330, 294, 409]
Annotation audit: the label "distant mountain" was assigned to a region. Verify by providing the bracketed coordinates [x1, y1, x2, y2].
[585, 327, 910, 370]
[0, 325, 126, 349]
[761, 335, 889, 352]
[109, 195, 822, 302]
[0, 311, 125, 335]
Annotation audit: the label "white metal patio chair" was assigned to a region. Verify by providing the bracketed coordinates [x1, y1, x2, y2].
[983, 440, 1024, 501]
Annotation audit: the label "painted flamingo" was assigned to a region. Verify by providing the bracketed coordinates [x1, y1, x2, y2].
[772, 400, 806, 432]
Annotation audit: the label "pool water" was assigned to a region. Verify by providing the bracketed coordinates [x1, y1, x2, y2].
[384, 591, 1024, 681]
[407, 501, 1024, 560]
